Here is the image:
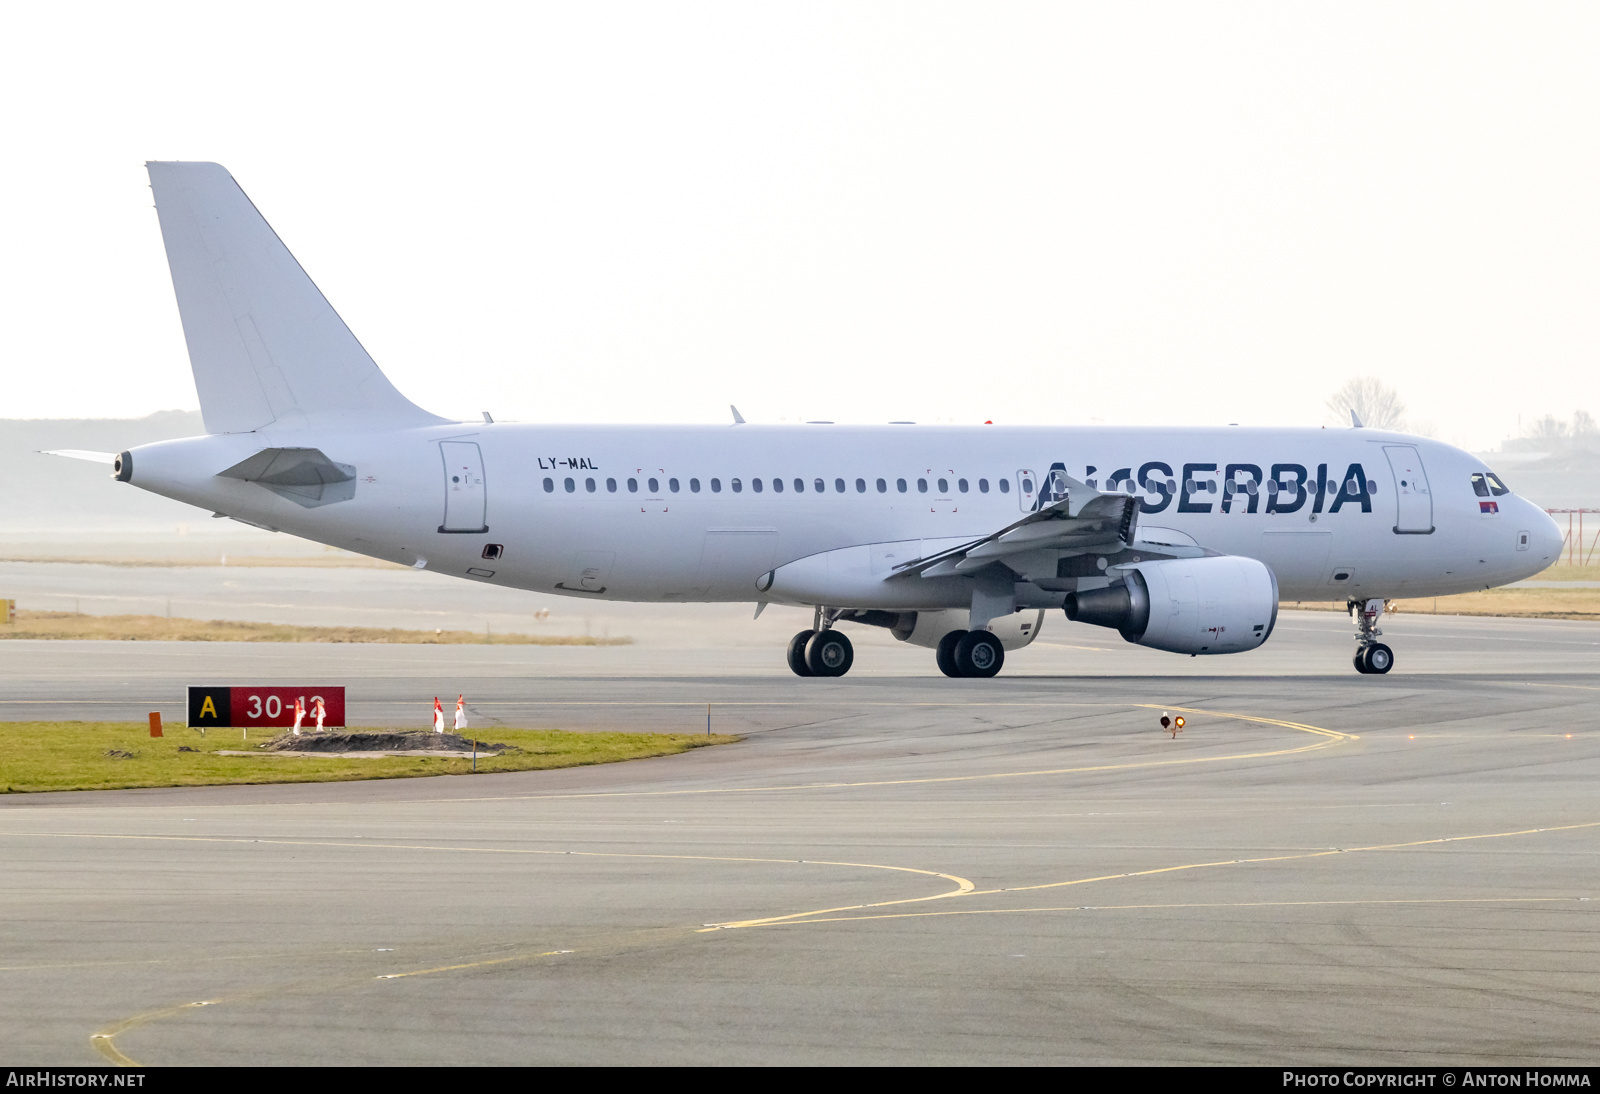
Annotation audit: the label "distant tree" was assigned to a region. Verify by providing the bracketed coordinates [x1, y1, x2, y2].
[1573, 410, 1596, 437]
[1525, 414, 1570, 443]
[1326, 377, 1406, 430]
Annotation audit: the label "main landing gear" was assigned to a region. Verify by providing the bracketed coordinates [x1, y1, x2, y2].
[787, 608, 855, 677]
[935, 630, 1005, 679]
[1350, 597, 1394, 675]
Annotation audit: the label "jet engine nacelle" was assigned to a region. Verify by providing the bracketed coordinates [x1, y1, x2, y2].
[1063, 556, 1278, 655]
[889, 608, 1046, 651]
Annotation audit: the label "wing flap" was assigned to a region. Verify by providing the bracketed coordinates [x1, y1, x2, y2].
[888, 474, 1143, 579]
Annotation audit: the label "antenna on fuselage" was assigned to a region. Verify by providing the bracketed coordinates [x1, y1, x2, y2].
[1350, 409, 1364, 428]
[730, 405, 746, 425]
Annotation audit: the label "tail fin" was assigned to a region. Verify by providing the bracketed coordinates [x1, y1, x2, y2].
[146, 162, 445, 434]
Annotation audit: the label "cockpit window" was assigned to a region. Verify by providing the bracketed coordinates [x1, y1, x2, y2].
[1475, 471, 1512, 497]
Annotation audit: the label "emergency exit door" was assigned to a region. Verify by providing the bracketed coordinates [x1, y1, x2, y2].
[1017, 469, 1038, 512]
[439, 441, 488, 533]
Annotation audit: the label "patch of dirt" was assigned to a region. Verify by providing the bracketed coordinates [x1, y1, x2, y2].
[259, 732, 515, 754]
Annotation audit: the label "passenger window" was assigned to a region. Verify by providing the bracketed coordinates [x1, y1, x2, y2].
[711, 478, 722, 493]
[897, 478, 907, 493]
[772, 478, 783, 493]
[855, 478, 866, 493]
[958, 478, 968, 493]
[1471, 473, 1490, 498]
[753, 478, 764, 493]
[648, 477, 659, 493]
[543, 477, 554, 492]
[627, 477, 638, 493]
[817, 478, 827, 493]
[564, 477, 575, 493]
[1020, 477, 1033, 494]
[689, 478, 700, 493]
[999, 478, 1010, 494]
[937, 478, 948, 493]
[876, 478, 887, 493]
[731, 478, 742, 493]
[1487, 472, 1511, 496]
[979, 478, 989, 493]
[606, 477, 617, 492]
[669, 478, 680, 493]
[585, 477, 596, 492]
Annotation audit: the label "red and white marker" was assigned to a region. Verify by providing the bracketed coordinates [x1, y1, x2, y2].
[454, 694, 467, 731]
[433, 696, 444, 733]
[313, 696, 326, 733]
[292, 696, 305, 736]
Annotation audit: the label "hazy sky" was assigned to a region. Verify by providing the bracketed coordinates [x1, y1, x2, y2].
[2, 3, 1595, 451]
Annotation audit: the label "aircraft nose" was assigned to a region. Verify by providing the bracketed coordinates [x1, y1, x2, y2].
[1531, 505, 1564, 563]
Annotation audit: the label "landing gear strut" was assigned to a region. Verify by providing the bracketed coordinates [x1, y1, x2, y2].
[1350, 598, 1394, 675]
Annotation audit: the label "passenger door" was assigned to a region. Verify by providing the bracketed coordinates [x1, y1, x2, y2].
[1383, 445, 1434, 534]
[439, 441, 488, 533]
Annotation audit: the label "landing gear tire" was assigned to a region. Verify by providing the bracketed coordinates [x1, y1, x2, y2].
[935, 631, 964, 677]
[805, 629, 854, 677]
[1353, 649, 1371, 674]
[1362, 643, 1394, 675]
[954, 631, 1005, 678]
[787, 630, 816, 677]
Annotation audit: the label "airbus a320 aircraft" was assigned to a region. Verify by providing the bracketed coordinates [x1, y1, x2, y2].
[57, 163, 1564, 678]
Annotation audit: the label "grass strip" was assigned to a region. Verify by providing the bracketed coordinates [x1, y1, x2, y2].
[1286, 583, 1600, 621]
[0, 611, 629, 644]
[0, 722, 735, 793]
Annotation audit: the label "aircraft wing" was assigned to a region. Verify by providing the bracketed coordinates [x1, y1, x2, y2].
[888, 474, 1143, 579]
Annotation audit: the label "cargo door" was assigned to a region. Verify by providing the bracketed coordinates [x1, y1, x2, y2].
[1383, 445, 1434, 534]
[440, 441, 488, 533]
[1257, 531, 1332, 599]
[696, 529, 779, 597]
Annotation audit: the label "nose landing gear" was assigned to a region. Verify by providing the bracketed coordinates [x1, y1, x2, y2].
[1350, 597, 1394, 675]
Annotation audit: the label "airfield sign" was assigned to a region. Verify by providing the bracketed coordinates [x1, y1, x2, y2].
[187, 685, 346, 729]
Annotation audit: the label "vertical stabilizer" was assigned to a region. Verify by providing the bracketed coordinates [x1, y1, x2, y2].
[146, 162, 445, 434]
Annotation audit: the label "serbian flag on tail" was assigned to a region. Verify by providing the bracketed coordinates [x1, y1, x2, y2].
[433, 697, 444, 733]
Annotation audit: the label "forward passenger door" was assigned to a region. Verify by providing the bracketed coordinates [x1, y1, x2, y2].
[1383, 445, 1434, 534]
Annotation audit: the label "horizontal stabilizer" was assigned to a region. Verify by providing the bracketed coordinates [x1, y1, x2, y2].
[40, 449, 117, 464]
[147, 162, 446, 434]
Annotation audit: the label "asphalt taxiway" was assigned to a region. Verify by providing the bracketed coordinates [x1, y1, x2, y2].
[2, 609, 1598, 1065]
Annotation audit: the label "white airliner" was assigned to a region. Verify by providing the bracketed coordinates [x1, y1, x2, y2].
[57, 163, 1565, 677]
